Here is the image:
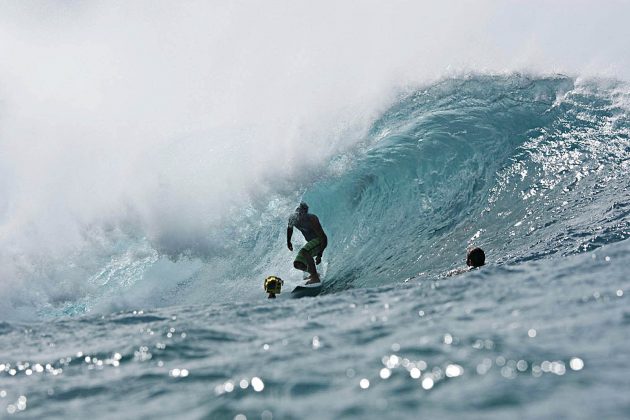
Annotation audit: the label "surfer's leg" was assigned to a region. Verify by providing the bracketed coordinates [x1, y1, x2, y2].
[304, 253, 320, 284]
[305, 276, 320, 285]
[294, 243, 309, 272]
[294, 248, 310, 274]
[295, 250, 318, 280]
[296, 238, 322, 284]
[293, 260, 307, 271]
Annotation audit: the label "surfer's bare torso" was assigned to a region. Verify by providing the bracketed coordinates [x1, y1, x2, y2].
[288, 213, 325, 242]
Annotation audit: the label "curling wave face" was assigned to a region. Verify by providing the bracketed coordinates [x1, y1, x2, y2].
[308, 75, 630, 290]
[2, 74, 630, 318]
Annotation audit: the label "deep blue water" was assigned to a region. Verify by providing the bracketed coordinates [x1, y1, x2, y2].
[1, 75, 629, 419]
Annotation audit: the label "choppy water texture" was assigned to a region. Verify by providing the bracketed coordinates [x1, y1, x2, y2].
[1, 75, 630, 419]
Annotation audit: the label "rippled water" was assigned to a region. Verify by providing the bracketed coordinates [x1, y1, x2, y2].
[1, 238, 628, 419]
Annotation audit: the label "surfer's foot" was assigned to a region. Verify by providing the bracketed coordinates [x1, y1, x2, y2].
[305, 275, 320, 285]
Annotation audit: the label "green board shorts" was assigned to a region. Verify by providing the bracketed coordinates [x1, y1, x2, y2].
[294, 237, 323, 269]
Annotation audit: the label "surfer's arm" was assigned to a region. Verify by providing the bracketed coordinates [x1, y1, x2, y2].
[316, 239, 326, 263]
[286, 226, 294, 251]
[315, 236, 326, 264]
[312, 216, 327, 255]
[318, 233, 328, 254]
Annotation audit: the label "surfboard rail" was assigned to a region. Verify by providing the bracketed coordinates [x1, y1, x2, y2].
[290, 283, 322, 298]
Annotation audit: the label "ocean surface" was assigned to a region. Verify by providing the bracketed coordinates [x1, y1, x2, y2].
[1, 74, 629, 419]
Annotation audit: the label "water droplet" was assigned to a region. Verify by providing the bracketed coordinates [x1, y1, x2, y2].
[385, 355, 400, 369]
[551, 361, 566, 375]
[541, 361, 551, 372]
[476, 363, 489, 375]
[445, 364, 463, 378]
[251, 377, 264, 392]
[569, 357, 584, 371]
[359, 378, 370, 389]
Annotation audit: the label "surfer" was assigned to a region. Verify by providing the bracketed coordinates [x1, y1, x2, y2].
[466, 247, 485, 268]
[287, 202, 328, 284]
[444, 247, 486, 277]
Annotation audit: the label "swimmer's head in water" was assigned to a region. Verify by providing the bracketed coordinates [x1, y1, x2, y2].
[467, 247, 485, 268]
[296, 202, 309, 214]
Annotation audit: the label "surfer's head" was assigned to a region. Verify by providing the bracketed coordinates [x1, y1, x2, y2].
[296, 202, 309, 215]
[466, 247, 485, 268]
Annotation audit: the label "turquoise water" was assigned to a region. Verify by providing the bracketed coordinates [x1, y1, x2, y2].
[1, 75, 629, 419]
